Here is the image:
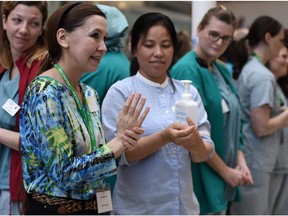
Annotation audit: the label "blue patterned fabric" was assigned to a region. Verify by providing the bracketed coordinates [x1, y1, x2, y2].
[20, 76, 117, 200]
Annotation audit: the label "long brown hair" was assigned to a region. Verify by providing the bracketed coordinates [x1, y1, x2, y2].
[0, 1, 48, 68]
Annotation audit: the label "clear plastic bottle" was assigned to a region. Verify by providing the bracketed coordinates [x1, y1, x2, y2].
[175, 80, 198, 126]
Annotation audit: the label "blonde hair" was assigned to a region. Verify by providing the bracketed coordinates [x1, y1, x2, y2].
[198, 5, 236, 31]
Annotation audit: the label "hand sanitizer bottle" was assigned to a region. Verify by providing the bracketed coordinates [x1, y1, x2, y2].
[175, 80, 198, 126]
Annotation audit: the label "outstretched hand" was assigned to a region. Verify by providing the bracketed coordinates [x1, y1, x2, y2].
[116, 93, 150, 150]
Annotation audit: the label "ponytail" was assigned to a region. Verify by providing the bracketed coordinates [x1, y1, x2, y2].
[232, 37, 250, 80]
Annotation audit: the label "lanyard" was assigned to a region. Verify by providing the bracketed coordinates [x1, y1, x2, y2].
[251, 52, 263, 65]
[54, 64, 97, 151]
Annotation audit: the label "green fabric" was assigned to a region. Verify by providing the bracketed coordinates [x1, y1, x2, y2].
[171, 50, 241, 214]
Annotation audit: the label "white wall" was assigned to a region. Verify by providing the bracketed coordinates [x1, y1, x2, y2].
[219, 1, 288, 28]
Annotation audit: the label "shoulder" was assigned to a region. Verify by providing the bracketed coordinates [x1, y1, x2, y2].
[105, 76, 135, 97]
[243, 58, 274, 81]
[215, 60, 230, 72]
[26, 76, 65, 97]
[172, 50, 198, 69]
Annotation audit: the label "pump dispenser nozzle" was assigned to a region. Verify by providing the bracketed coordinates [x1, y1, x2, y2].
[174, 80, 198, 126]
[181, 80, 192, 100]
[182, 80, 191, 93]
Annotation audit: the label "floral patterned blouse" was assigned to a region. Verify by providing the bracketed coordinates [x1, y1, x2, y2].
[20, 76, 116, 200]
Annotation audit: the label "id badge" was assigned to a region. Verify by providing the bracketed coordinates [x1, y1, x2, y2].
[86, 96, 99, 112]
[96, 186, 113, 214]
[221, 98, 229, 114]
[2, 99, 20, 116]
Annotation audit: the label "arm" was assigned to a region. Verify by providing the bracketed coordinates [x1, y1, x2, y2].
[251, 105, 288, 137]
[0, 128, 20, 151]
[181, 117, 214, 162]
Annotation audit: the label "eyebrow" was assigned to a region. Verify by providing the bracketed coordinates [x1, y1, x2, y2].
[89, 28, 107, 35]
[209, 30, 233, 37]
[12, 13, 42, 20]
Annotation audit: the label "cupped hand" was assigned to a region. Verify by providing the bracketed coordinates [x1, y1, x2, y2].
[222, 167, 243, 187]
[236, 164, 254, 185]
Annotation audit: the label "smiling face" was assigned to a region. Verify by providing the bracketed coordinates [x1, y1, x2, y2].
[2, 3, 43, 59]
[196, 16, 234, 62]
[135, 24, 174, 84]
[268, 28, 285, 60]
[270, 46, 288, 79]
[65, 15, 108, 73]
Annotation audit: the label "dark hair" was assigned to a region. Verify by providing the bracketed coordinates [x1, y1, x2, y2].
[0, 1, 48, 68]
[38, 2, 106, 74]
[232, 15, 283, 80]
[198, 6, 237, 31]
[130, 12, 177, 77]
[174, 30, 191, 63]
[277, 29, 288, 98]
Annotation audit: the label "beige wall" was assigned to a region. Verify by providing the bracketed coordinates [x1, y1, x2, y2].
[219, 1, 288, 28]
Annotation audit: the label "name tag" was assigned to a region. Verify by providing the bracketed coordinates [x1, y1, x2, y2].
[2, 99, 20, 116]
[96, 189, 113, 214]
[221, 99, 229, 114]
[86, 96, 99, 112]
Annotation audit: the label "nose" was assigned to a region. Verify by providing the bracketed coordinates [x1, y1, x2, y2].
[215, 38, 225, 46]
[19, 22, 28, 34]
[97, 40, 107, 53]
[154, 45, 163, 57]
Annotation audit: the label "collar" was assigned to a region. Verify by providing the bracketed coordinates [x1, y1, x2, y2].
[136, 71, 169, 88]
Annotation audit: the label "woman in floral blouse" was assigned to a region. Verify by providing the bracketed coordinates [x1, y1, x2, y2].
[19, 2, 149, 215]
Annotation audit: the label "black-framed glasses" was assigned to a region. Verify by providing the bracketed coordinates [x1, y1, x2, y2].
[207, 30, 234, 44]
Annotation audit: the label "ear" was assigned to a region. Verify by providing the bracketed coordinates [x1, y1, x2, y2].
[2, 15, 7, 30]
[265, 32, 272, 44]
[196, 26, 202, 38]
[56, 28, 69, 48]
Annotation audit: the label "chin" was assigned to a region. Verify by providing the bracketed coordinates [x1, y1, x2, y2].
[87, 64, 99, 72]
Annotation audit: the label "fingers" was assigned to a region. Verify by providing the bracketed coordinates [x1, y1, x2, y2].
[119, 93, 149, 129]
[121, 139, 135, 151]
[121, 93, 135, 115]
[137, 106, 150, 127]
[169, 124, 199, 147]
[127, 93, 142, 117]
[186, 117, 196, 126]
[133, 96, 146, 119]
[132, 127, 144, 135]
[117, 93, 149, 147]
[120, 129, 142, 151]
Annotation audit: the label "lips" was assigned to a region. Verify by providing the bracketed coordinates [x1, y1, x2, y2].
[90, 56, 101, 63]
[150, 61, 165, 64]
[15, 37, 29, 42]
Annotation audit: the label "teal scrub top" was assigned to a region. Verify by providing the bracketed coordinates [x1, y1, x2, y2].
[171, 50, 242, 214]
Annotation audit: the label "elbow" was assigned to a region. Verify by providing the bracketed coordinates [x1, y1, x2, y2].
[253, 125, 270, 137]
